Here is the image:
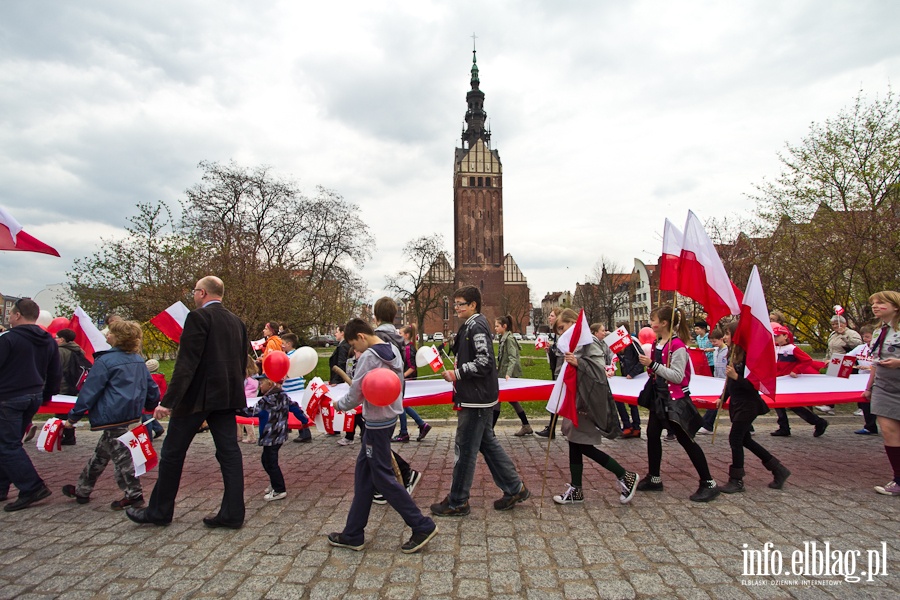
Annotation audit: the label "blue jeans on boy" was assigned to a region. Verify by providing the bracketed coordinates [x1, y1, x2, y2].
[449, 406, 523, 507]
[398, 407, 426, 435]
[341, 426, 434, 544]
[0, 393, 46, 498]
[141, 413, 165, 437]
[616, 401, 641, 429]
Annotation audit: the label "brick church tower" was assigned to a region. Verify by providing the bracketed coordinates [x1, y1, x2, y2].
[452, 48, 518, 327]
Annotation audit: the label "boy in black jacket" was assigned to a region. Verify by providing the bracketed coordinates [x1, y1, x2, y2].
[431, 286, 529, 516]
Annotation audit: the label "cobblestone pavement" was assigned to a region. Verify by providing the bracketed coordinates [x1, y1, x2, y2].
[1, 415, 898, 599]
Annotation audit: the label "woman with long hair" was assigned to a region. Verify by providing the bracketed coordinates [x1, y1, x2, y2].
[636, 305, 719, 502]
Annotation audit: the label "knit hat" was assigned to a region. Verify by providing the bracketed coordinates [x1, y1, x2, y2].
[145, 359, 160, 372]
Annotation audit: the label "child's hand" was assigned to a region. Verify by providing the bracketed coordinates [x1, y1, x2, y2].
[638, 354, 652, 366]
[442, 370, 457, 382]
[725, 365, 738, 380]
[564, 352, 577, 368]
[789, 372, 799, 378]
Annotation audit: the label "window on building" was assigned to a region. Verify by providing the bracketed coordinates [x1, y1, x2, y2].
[469, 177, 476, 186]
[443, 297, 449, 320]
[485, 177, 492, 187]
[477, 176, 483, 187]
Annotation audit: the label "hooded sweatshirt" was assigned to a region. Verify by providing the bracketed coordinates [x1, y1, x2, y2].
[58, 340, 87, 395]
[334, 340, 404, 429]
[0, 324, 62, 401]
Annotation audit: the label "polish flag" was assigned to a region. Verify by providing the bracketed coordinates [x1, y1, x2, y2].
[546, 309, 593, 428]
[251, 338, 266, 351]
[36, 418, 64, 452]
[415, 345, 444, 372]
[659, 218, 683, 291]
[117, 423, 158, 476]
[68, 306, 111, 363]
[677, 211, 743, 326]
[0, 206, 60, 257]
[150, 301, 190, 343]
[732, 266, 777, 398]
[603, 326, 632, 355]
[534, 336, 549, 350]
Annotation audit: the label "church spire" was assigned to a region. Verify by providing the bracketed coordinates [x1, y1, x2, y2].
[462, 35, 489, 149]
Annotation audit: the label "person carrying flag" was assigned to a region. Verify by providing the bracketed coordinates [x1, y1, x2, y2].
[62, 320, 160, 510]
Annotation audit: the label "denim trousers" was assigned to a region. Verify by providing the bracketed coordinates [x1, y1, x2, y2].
[261, 443, 285, 493]
[449, 406, 522, 507]
[0, 393, 45, 497]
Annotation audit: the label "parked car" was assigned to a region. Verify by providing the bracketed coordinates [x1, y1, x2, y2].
[311, 334, 338, 347]
[512, 333, 522, 341]
[525, 333, 536, 341]
[431, 332, 444, 342]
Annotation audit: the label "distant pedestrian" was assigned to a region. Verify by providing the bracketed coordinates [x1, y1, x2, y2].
[864, 291, 900, 496]
[494, 315, 532, 436]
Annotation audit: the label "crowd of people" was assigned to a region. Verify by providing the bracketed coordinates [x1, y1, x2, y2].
[1, 277, 898, 555]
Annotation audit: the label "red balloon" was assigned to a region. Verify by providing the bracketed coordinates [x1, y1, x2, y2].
[47, 317, 70, 335]
[262, 351, 291, 383]
[361, 368, 401, 407]
[638, 327, 656, 345]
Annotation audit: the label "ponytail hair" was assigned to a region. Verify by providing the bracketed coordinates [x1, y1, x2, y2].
[650, 305, 691, 343]
[401, 323, 418, 351]
[495, 314, 513, 332]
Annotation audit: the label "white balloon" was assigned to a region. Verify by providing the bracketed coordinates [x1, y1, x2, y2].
[415, 345, 441, 368]
[289, 346, 319, 378]
[641, 343, 652, 357]
[36, 310, 53, 327]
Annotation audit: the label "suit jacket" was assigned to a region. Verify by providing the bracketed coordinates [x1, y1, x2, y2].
[161, 301, 249, 417]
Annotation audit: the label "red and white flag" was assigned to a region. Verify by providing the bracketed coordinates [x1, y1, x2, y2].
[603, 326, 631, 355]
[415, 345, 444, 372]
[732, 266, 777, 398]
[659, 218, 683, 291]
[534, 336, 549, 350]
[546, 309, 593, 428]
[150, 301, 190, 343]
[826, 355, 856, 378]
[117, 423, 158, 476]
[68, 307, 111, 364]
[36, 418, 64, 452]
[677, 211, 743, 326]
[250, 338, 266, 351]
[0, 206, 60, 257]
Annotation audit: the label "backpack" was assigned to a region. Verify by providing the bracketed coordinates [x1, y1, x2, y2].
[64, 351, 92, 393]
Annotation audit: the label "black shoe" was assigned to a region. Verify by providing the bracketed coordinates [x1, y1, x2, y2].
[535, 425, 555, 439]
[293, 436, 312, 443]
[813, 421, 828, 437]
[154, 428, 165, 439]
[373, 491, 386, 505]
[637, 478, 664, 492]
[62, 485, 90, 504]
[203, 515, 243, 529]
[430, 497, 471, 517]
[770, 429, 791, 437]
[416, 423, 432, 441]
[111, 496, 144, 510]
[327, 532, 365, 551]
[401, 526, 438, 554]
[689, 480, 720, 503]
[494, 485, 530, 511]
[125, 507, 169, 526]
[61, 438, 76, 446]
[4, 485, 51, 512]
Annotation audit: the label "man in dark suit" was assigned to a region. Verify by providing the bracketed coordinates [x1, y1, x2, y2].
[126, 276, 249, 528]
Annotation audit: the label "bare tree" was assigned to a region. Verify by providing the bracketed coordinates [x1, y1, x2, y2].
[386, 235, 454, 336]
[499, 285, 530, 333]
[574, 256, 631, 329]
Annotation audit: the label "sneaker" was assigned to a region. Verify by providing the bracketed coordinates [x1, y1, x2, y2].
[689, 479, 720, 503]
[110, 496, 144, 510]
[623, 428, 642, 439]
[4, 485, 51, 512]
[813, 420, 829, 437]
[337, 437, 352, 446]
[265, 485, 274, 494]
[416, 423, 432, 441]
[664, 433, 676, 442]
[406, 470, 422, 496]
[853, 408, 864, 417]
[430, 497, 470, 517]
[697, 427, 713, 435]
[327, 532, 365, 551]
[552, 484, 584, 505]
[535, 425, 555, 439]
[391, 433, 410, 443]
[514, 424, 533, 437]
[855, 428, 877, 435]
[770, 429, 791, 437]
[62, 485, 90, 505]
[874, 480, 900, 496]
[401, 526, 438, 554]
[637, 477, 664, 492]
[264, 490, 287, 502]
[373, 492, 386, 505]
[813, 405, 835, 415]
[493, 485, 531, 511]
[618, 471, 640, 504]
[22, 423, 37, 443]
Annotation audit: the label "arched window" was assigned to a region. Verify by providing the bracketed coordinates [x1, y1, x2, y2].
[443, 297, 449, 320]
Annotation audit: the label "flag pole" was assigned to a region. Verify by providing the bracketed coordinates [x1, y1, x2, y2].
[538, 411, 559, 519]
[711, 342, 735, 444]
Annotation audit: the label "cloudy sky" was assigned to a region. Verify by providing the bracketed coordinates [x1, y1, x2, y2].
[2, 0, 898, 312]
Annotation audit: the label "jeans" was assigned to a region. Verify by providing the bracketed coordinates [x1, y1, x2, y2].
[398, 407, 425, 435]
[0, 393, 45, 497]
[261, 444, 285, 493]
[342, 426, 434, 544]
[858, 402, 878, 432]
[449, 407, 523, 507]
[700, 409, 718, 430]
[141, 414, 165, 437]
[616, 401, 641, 429]
[145, 409, 244, 525]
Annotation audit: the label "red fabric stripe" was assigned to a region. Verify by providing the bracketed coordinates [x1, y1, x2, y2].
[67, 315, 96, 364]
[688, 348, 712, 376]
[0, 225, 60, 256]
[733, 306, 777, 397]
[659, 253, 680, 291]
[150, 311, 184, 343]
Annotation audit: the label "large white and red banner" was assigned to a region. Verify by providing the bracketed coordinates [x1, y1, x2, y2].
[117, 423, 158, 476]
[0, 206, 60, 257]
[150, 301, 190, 343]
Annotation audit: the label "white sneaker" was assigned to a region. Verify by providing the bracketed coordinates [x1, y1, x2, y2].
[697, 428, 713, 435]
[338, 437, 352, 446]
[853, 409, 864, 417]
[406, 470, 422, 496]
[264, 490, 287, 502]
[813, 405, 835, 415]
[617, 472, 640, 505]
[552, 484, 584, 504]
[265, 485, 273, 494]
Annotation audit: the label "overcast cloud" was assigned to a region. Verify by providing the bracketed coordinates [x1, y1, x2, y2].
[2, 0, 898, 315]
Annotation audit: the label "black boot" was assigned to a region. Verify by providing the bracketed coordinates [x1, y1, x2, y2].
[720, 466, 745, 494]
[61, 427, 76, 446]
[763, 457, 791, 489]
[535, 424, 555, 439]
[689, 479, 720, 502]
